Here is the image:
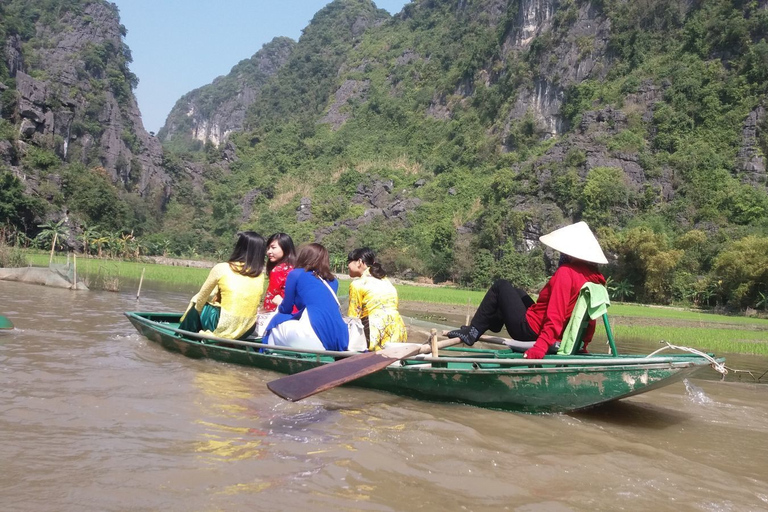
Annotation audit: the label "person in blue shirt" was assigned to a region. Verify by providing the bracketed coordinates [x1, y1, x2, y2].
[263, 243, 349, 351]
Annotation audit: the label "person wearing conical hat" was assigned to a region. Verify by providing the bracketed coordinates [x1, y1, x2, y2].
[447, 221, 607, 359]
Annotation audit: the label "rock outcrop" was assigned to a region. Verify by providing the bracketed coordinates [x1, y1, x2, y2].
[503, 0, 612, 140]
[158, 37, 295, 146]
[314, 177, 422, 242]
[2, 1, 169, 199]
[737, 105, 767, 185]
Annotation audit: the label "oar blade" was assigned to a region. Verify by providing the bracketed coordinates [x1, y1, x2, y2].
[267, 343, 423, 401]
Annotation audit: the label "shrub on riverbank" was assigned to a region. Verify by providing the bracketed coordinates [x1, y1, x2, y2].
[0, 243, 28, 268]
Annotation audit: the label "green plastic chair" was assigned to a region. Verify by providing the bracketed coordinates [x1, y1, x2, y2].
[557, 284, 618, 356]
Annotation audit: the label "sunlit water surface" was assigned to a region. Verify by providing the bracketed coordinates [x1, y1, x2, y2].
[1, 280, 767, 511]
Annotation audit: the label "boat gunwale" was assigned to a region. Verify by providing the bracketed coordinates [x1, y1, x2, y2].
[125, 311, 719, 370]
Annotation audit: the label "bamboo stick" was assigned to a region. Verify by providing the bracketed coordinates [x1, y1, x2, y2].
[49, 232, 58, 265]
[136, 267, 145, 299]
[73, 253, 77, 290]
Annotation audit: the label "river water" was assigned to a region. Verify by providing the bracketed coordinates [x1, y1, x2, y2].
[1, 280, 767, 511]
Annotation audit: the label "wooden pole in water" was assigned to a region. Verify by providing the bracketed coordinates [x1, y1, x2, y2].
[136, 267, 145, 299]
[73, 253, 77, 290]
[49, 232, 58, 265]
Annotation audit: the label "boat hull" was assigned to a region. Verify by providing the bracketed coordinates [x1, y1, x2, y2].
[126, 312, 717, 414]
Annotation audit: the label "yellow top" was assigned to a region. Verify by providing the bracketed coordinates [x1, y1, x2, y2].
[190, 262, 265, 339]
[348, 268, 407, 350]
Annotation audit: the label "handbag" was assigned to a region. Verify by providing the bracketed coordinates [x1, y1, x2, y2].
[319, 277, 369, 351]
[254, 309, 277, 337]
[343, 315, 368, 351]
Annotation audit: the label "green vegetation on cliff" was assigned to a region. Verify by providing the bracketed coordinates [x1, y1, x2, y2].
[0, 0, 164, 242]
[5, 0, 768, 313]
[155, 0, 768, 311]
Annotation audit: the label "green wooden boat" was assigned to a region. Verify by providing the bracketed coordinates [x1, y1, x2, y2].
[125, 311, 723, 414]
[0, 314, 13, 330]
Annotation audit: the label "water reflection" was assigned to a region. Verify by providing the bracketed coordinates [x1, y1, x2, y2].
[192, 371, 267, 463]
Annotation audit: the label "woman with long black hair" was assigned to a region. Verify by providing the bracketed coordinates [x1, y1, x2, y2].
[181, 231, 267, 340]
[262, 232, 297, 311]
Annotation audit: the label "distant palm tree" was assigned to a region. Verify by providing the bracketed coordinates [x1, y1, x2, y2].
[214, 247, 229, 261]
[607, 277, 635, 302]
[119, 232, 135, 259]
[93, 234, 109, 258]
[36, 219, 70, 262]
[697, 287, 717, 307]
[107, 231, 125, 259]
[330, 254, 347, 274]
[36, 219, 70, 247]
[79, 225, 101, 257]
[13, 231, 31, 248]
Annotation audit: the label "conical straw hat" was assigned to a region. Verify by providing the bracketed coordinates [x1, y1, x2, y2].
[539, 221, 608, 264]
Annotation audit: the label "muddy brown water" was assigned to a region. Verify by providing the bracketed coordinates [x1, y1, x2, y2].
[2, 280, 768, 511]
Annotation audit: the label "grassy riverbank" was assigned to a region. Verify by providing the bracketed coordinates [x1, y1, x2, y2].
[25, 251, 489, 302]
[26, 252, 211, 287]
[606, 303, 768, 354]
[21, 251, 768, 355]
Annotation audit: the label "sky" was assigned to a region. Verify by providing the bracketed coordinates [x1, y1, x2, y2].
[112, 0, 410, 134]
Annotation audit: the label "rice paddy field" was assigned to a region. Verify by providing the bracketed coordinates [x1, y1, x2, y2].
[18, 251, 768, 355]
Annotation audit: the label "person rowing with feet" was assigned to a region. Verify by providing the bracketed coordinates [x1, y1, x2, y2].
[447, 221, 608, 359]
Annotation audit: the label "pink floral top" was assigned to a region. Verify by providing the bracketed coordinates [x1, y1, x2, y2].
[262, 262, 294, 312]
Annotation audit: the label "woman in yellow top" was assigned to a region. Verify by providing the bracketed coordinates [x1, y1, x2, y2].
[347, 248, 407, 350]
[182, 231, 267, 339]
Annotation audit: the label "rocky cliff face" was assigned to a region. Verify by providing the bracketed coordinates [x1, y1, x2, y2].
[139, 0, 768, 277]
[1, 1, 169, 199]
[503, 0, 611, 140]
[158, 37, 296, 147]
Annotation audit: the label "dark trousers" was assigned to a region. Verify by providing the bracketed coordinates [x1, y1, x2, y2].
[471, 280, 538, 340]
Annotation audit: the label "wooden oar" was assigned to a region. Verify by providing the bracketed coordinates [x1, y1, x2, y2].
[267, 335, 462, 402]
[0, 315, 13, 330]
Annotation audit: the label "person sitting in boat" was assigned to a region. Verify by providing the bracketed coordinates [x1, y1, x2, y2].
[447, 221, 607, 359]
[263, 243, 349, 351]
[181, 231, 267, 340]
[347, 248, 407, 350]
[262, 232, 297, 312]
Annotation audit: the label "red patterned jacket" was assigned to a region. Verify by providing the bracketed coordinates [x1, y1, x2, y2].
[262, 262, 294, 312]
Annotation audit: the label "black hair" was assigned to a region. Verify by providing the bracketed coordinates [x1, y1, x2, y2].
[228, 231, 266, 277]
[265, 232, 297, 275]
[347, 247, 386, 279]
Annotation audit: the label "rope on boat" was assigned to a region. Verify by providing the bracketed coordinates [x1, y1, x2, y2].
[716, 366, 768, 383]
[648, 341, 728, 376]
[649, 342, 768, 382]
